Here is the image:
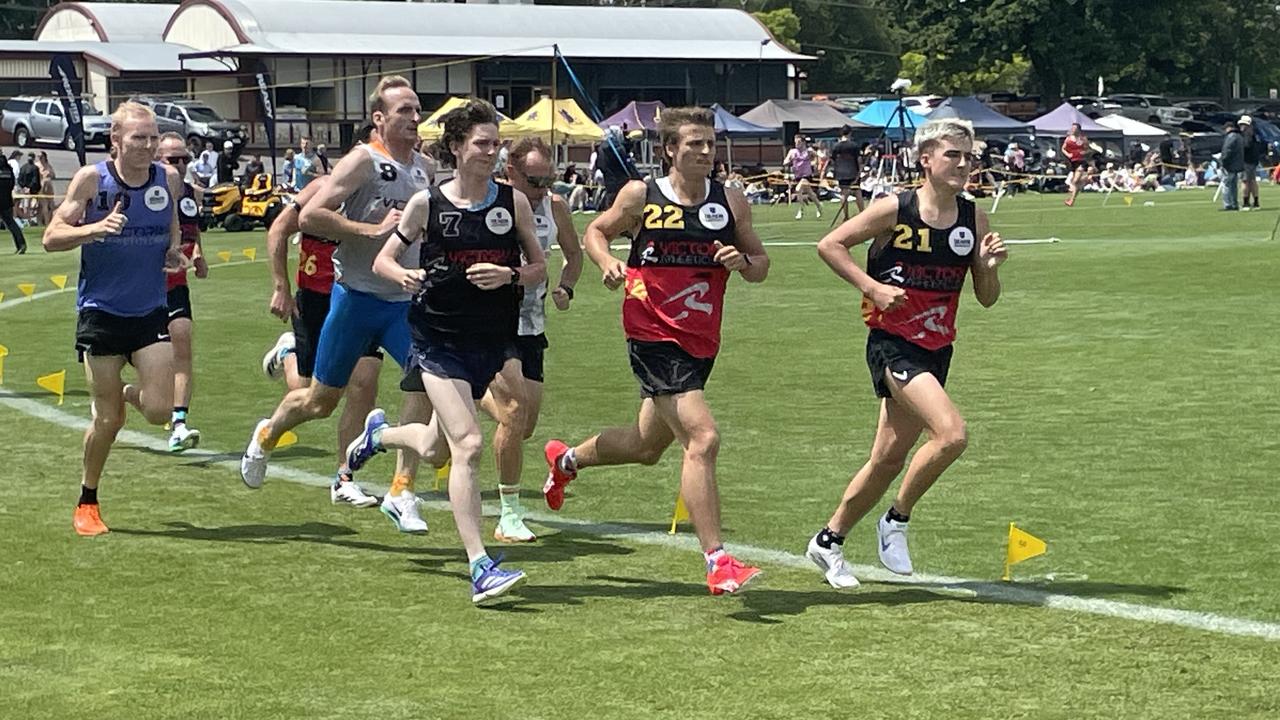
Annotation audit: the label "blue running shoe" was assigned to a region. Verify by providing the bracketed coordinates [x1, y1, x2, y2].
[345, 408, 387, 473]
[471, 555, 526, 604]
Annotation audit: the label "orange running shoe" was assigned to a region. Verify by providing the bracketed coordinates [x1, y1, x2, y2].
[73, 504, 109, 537]
[541, 439, 576, 511]
[706, 553, 761, 595]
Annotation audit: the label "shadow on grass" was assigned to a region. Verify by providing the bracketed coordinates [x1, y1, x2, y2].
[119, 445, 331, 463]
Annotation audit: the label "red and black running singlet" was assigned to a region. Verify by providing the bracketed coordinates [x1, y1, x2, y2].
[296, 232, 338, 293]
[623, 178, 736, 359]
[862, 190, 976, 351]
[1063, 135, 1086, 162]
[166, 184, 201, 291]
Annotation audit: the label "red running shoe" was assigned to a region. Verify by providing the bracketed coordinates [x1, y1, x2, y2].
[542, 439, 576, 511]
[706, 553, 762, 595]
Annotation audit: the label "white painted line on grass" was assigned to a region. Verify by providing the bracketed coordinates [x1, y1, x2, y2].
[2, 387, 1278, 642]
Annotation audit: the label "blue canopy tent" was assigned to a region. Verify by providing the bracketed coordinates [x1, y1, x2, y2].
[710, 103, 777, 167]
[852, 99, 918, 140]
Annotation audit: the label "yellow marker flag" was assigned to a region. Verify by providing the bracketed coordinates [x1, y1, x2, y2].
[1003, 523, 1047, 581]
[0, 344, 8, 385]
[1123, 195, 1134, 207]
[242, 247, 257, 261]
[217, 250, 232, 262]
[668, 494, 689, 535]
[18, 283, 36, 298]
[37, 369, 66, 405]
[50, 274, 68, 290]
[434, 460, 452, 492]
[276, 430, 299, 449]
[0, 291, 5, 303]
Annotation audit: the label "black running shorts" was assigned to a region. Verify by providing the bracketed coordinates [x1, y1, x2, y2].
[627, 339, 715, 398]
[865, 329, 953, 399]
[75, 307, 170, 363]
[292, 288, 382, 378]
[166, 285, 192, 322]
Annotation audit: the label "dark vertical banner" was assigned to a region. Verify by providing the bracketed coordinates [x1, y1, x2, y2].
[253, 60, 278, 179]
[49, 54, 86, 167]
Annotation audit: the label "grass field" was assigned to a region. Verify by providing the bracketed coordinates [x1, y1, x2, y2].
[1, 187, 1278, 719]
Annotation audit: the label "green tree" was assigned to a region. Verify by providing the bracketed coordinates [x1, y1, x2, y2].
[752, 8, 800, 51]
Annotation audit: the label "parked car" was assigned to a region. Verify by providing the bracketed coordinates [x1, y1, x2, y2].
[980, 92, 1041, 120]
[1069, 95, 1120, 118]
[1176, 100, 1226, 120]
[1, 96, 112, 150]
[133, 97, 246, 152]
[1104, 94, 1193, 125]
[1233, 101, 1280, 121]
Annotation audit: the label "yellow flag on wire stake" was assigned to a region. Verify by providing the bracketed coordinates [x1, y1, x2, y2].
[0, 291, 5, 303]
[242, 248, 257, 261]
[1003, 523, 1047, 581]
[18, 283, 36, 298]
[217, 250, 232, 262]
[434, 460, 451, 491]
[669, 494, 689, 535]
[1123, 195, 1134, 207]
[37, 370, 66, 405]
[50, 274, 68, 290]
[0, 344, 8, 385]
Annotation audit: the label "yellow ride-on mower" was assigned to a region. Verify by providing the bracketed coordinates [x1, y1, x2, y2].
[201, 173, 290, 232]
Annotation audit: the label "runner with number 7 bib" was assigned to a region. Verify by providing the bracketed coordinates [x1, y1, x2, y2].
[804, 118, 1009, 590]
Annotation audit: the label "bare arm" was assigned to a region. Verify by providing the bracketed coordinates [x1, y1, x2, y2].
[583, 179, 646, 290]
[372, 189, 429, 293]
[816, 194, 907, 312]
[972, 209, 1006, 307]
[549, 194, 582, 290]
[298, 150, 399, 243]
[42, 166, 117, 252]
[718, 186, 769, 283]
[266, 177, 327, 319]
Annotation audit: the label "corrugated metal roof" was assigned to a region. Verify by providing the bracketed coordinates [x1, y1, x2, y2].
[39, 3, 178, 43]
[179, 0, 811, 62]
[0, 41, 227, 73]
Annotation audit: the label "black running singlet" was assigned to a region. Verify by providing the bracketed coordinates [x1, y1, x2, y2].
[410, 182, 522, 346]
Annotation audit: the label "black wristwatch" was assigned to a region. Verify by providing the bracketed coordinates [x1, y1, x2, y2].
[558, 284, 575, 300]
[509, 267, 521, 285]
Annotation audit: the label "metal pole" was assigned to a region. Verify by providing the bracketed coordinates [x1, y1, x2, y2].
[551, 44, 558, 152]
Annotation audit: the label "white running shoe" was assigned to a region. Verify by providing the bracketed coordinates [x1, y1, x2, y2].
[806, 534, 860, 589]
[794, 208, 803, 220]
[877, 513, 913, 575]
[494, 509, 537, 543]
[262, 332, 296, 380]
[330, 478, 379, 508]
[240, 419, 272, 489]
[815, 208, 823, 219]
[381, 490, 428, 533]
[168, 424, 201, 453]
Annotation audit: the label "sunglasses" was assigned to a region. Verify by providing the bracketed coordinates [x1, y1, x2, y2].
[524, 175, 556, 188]
[164, 155, 190, 165]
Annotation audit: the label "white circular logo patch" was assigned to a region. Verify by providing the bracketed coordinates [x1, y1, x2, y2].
[144, 186, 169, 212]
[948, 226, 975, 256]
[485, 206, 513, 234]
[698, 202, 730, 231]
[179, 197, 198, 217]
[411, 166, 428, 186]
[533, 214, 552, 240]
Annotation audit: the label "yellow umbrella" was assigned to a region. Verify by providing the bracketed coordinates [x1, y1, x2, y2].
[418, 97, 529, 142]
[511, 97, 604, 144]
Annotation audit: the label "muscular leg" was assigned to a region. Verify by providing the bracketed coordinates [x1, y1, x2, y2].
[262, 382, 343, 448]
[572, 398, 674, 469]
[480, 359, 528, 489]
[168, 317, 194, 411]
[885, 371, 968, 516]
[826, 398, 924, 535]
[82, 355, 128, 490]
[650, 391, 723, 554]
[125, 342, 176, 426]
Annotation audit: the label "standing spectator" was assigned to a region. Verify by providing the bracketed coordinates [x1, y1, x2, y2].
[1239, 115, 1262, 210]
[35, 151, 56, 226]
[1219, 119, 1244, 211]
[1003, 142, 1026, 172]
[7, 149, 20, 178]
[281, 148, 297, 190]
[315, 143, 331, 175]
[17, 154, 41, 223]
[831, 126, 864, 222]
[217, 140, 239, 186]
[199, 142, 220, 186]
[292, 137, 318, 190]
[591, 126, 637, 210]
[0, 152, 25, 253]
